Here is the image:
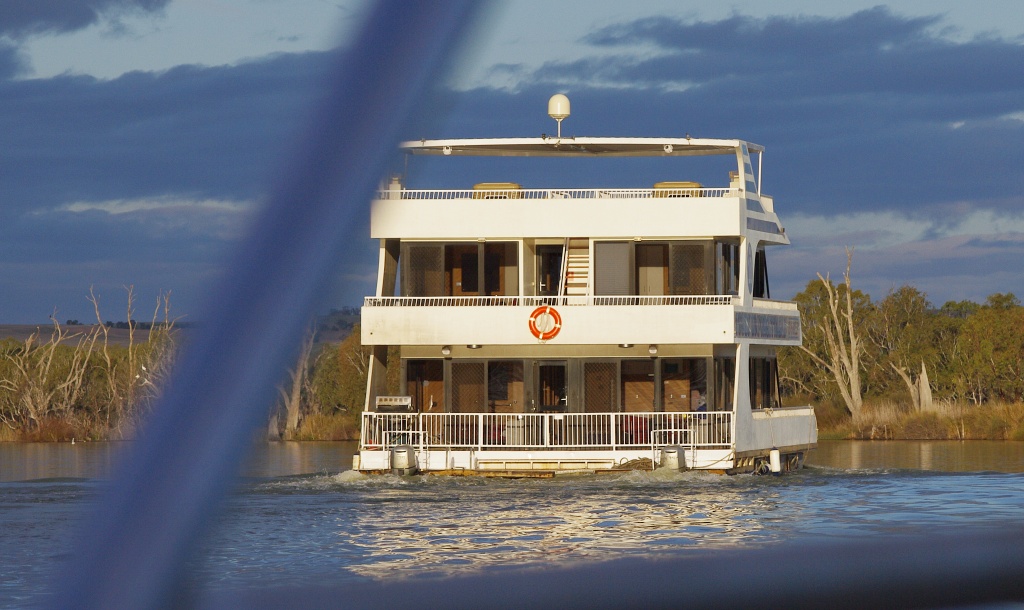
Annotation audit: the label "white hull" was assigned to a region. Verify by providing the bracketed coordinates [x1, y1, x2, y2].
[356, 448, 737, 473]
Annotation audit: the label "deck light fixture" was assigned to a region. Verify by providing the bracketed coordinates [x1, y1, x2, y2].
[441, 345, 452, 356]
[618, 343, 633, 348]
[648, 345, 658, 355]
[467, 344, 482, 349]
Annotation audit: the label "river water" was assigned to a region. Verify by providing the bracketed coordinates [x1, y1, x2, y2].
[2, 440, 1024, 606]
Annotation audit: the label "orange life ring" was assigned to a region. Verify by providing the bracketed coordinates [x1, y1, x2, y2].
[528, 305, 562, 341]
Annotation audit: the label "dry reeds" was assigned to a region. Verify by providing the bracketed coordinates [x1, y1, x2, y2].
[821, 398, 1024, 440]
[0, 288, 178, 441]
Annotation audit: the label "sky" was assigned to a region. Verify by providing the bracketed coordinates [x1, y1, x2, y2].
[2, 1, 1024, 323]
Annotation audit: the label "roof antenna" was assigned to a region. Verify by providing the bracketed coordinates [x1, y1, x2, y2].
[548, 94, 570, 139]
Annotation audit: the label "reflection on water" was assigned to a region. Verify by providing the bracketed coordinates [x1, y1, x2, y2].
[4, 439, 1024, 604]
[331, 471, 774, 579]
[198, 464, 1024, 592]
[239, 441, 357, 478]
[0, 442, 124, 482]
[4, 438, 1022, 483]
[809, 440, 1024, 473]
[0, 440, 356, 483]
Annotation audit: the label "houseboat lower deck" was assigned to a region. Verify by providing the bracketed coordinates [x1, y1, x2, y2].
[355, 406, 815, 476]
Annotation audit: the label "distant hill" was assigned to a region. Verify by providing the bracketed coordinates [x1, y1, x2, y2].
[1, 307, 361, 347]
[0, 324, 163, 347]
[314, 307, 360, 344]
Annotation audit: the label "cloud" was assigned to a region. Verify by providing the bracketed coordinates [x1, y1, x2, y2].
[564, 8, 1024, 100]
[0, 0, 171, 39]
[0, 50, 334, 217]
[4, 8, 1024, 320]
[0, 42, 25, 79]
[427, 8, 1024, 218]
[769, 210, 1024, 303]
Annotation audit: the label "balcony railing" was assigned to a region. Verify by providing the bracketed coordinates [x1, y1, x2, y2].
[364, 295, 738, 307]
[360, 411, 732, 451]
[376, 187, 740, 201]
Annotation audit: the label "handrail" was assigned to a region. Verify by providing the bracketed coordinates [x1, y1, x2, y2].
[360, 411, 733, 451]
[363, 295, 737, 307]
[375, 187, 740, 200]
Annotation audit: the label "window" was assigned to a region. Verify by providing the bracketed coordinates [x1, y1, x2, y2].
[405, 360, 444, 412]
[487, 360, 523, 413]
[594, 241, 631, 295]
[662, 358, 708, 412]
[669, 243, 708, 295]
[584, 361, 617, 413]
[753, 248, 769, 298]
[717, 241, 740, 296]
[484, 242, 518, 296]
[621, 360, 655, 412]
[451, 362, 486, 413]
[715, 357, 735, 411]
[635, 244, 668, 295]
[595, 240, 716, 297]
[447, 244, 479, 294]
[400, 241, 518, 297]
[749, 357, 779, 409]
[401, 244, 444, 296]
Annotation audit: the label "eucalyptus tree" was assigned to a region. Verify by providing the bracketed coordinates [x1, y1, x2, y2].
[782, 250, 872, 418]
[955, 294, 1024, 403]
[869, 285, 935, 410]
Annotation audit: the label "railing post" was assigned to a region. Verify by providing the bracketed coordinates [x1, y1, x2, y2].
[418, 412, 424, 453]
[610, 413, 616, 450]
[360, 413, 367, 447]
[477, 413, 484, 452]
[543, 414, 550, 447]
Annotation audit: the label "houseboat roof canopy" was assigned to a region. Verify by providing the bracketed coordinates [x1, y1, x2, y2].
[400, 137, 763, 158]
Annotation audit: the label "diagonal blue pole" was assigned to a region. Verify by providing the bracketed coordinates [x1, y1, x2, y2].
[51, 2, 484, 608]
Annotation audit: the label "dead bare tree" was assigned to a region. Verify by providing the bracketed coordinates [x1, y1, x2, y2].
[799, 248, 865, 418]
[0, 314, 97, 433]
[89, 287, 122, 432]
[0, 289, 177, 439]
[276, 323, 317, 440]
[888, 361, 934, 412]
[128, 290, 179, 431]
[88, 286, 178, 438]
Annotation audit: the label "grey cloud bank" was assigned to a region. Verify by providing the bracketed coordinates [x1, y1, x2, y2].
[1, 7, 1023, 321]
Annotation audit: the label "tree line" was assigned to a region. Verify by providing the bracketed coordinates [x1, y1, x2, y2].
[267, 324, 395, 441]
[780, 251, 1024, 438]
[7, 264, 1024, 442]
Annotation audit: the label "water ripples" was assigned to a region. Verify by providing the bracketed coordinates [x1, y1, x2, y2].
[194, 466, 1024, 591]
[5, 441, 1024, 604]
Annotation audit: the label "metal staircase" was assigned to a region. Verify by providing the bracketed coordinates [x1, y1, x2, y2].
[562, 237, 590, 298]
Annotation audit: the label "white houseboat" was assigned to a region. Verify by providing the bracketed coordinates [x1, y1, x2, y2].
[355, 96, 816, 476]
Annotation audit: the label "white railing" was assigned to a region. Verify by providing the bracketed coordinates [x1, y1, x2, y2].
[359, 411, 732, 451]
[592, 295, 733, 306]
[376, 188, 739, 201]
[364, 295, 736, 307]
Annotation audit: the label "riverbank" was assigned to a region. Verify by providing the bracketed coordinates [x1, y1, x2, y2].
[6, 401, 1024, 443]
[0, 411, 362, 442]
[816, 400, 1024, 441]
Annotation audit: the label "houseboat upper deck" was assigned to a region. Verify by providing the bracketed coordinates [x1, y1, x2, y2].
[355, 97, 816, 476]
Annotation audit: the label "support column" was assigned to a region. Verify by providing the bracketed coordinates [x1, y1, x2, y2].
[363, 344, 390, 411]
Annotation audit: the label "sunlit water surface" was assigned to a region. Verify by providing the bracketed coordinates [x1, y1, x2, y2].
[2, 440, 1024, 605]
